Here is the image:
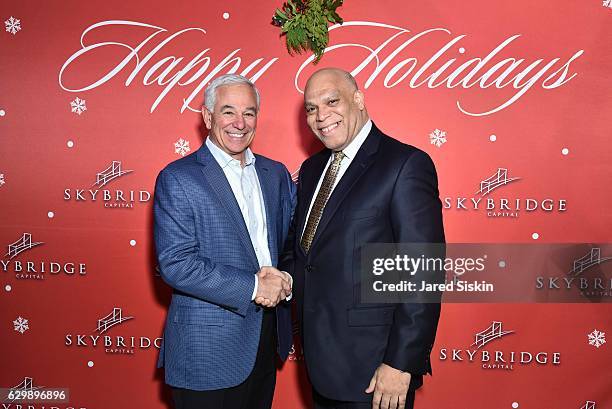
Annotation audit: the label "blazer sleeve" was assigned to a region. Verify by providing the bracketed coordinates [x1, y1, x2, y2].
[153, 168, 255, 316]
[383, 149, 445, 375]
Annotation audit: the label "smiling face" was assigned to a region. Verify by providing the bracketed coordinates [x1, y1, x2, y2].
[304, 69, 368, 151]
[202, 83, 258, 163]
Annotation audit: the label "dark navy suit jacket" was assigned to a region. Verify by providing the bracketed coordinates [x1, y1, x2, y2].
[154, 143, 295, 391]
[281, 123, 445, 402]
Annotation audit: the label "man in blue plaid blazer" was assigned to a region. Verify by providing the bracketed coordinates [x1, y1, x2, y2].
[154, 74, 295, 409]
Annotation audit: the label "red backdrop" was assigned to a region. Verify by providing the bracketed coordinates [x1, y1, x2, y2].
[1, 1, 610, 408]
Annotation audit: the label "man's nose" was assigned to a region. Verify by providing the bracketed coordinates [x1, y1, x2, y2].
[233, 115, 246, 129]
[316, 106, 330, 122]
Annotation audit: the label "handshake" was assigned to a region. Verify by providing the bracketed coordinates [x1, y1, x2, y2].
[255, 266, 292, 307]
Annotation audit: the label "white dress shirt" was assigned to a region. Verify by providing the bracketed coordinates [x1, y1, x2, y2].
[206, 138, 271, 300]
[301, 119, 372, 237]
[206, 138, 291, 301]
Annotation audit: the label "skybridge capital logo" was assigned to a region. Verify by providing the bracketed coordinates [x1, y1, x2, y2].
[64, 307, 162, 355]
[1, 233, 88, 280]
[63, 160, 151, 209]
[438, 321, 561, 370]
[443, 167, 567, 218]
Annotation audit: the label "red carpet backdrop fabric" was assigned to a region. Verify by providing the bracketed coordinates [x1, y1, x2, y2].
[1, 1, 611, 408]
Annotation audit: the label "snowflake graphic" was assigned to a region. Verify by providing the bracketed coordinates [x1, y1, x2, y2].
[70, 97, 87, 115]
[4, 17, 21, 35]
[604, 0, 612, 9]
[174, 138, 191, 156]
[0, 173, 5, 187]
[13, 317, 29, 334]
[429, 129, 447, 148]
[588, 329, 606, 348]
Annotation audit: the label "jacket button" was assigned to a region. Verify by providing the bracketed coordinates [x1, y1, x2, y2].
[306, 265, 313, 272]
[255, 306, 261, 312]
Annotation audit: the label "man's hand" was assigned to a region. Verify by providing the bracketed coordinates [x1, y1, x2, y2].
[254, 267, 291, 307]
[365, 363, 411, 409]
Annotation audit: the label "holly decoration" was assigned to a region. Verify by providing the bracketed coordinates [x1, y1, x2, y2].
[272, 0, 344, 63]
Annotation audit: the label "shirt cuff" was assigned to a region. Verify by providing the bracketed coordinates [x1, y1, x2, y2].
[282, 271, 293, 301]
[251, 274, 258, 301]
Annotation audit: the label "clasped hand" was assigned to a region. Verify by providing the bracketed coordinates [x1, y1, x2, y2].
[254, 266, 292, 307]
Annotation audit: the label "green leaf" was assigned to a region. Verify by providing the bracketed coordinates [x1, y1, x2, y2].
[275, 9, 289, 20]
[273, 0, 345, 64]
[288, 0, 297, 14]
[329, 11, 342, 23]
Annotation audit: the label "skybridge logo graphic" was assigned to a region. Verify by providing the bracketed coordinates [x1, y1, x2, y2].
[476, 168, 520, 196]
[1, 233, 88, 280]
[12, 377, 38, 391]
[92, 160, 133, 188]
[65, 307, 161, 355]
[7, 377, 43, 402]
[4, 233, 43, 259]
[439, 321, 561, 370]
[536, 247, 612, 298]
[63, 160, 151, 209]
[569, 248, 612, 276]
[2, 377, 82, 409]
[96, 307, 134, 334]
[443, 167, 567, 218]
[471, 321, 514, 349]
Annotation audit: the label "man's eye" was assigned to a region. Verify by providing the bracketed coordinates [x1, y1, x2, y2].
[244, 112, 255, 117]
[328, 99, 338, 105]
[222, 111, 234, 116]
[305, 107, 315, 113]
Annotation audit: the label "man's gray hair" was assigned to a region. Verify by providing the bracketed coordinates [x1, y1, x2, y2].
[203, 74, 260, 112]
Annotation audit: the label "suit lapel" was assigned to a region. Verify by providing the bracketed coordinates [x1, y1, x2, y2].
[255, 159, 278, 265]
[196, 145, 259, 270]
[308, 125, 382, 253]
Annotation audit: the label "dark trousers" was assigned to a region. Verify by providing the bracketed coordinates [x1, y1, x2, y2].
[172, 308, 277, 409]
[313, 387, 416, 409]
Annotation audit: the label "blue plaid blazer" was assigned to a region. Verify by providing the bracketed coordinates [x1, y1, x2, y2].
[154, 143, 295, 390]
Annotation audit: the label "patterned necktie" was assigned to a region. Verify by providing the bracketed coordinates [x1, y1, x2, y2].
[301, 151, 345, 253]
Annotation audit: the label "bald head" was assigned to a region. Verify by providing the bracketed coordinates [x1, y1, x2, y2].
[304, 67, 369, 151]
[306, 68, 359, 93]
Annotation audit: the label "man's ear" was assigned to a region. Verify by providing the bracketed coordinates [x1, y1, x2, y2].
[202, 107, 212, 130]
[354, 90, 365, 110]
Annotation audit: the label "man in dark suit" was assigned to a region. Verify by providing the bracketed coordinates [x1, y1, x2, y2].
[281, 68, 445, 409]
[154, 74, 295, 409]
